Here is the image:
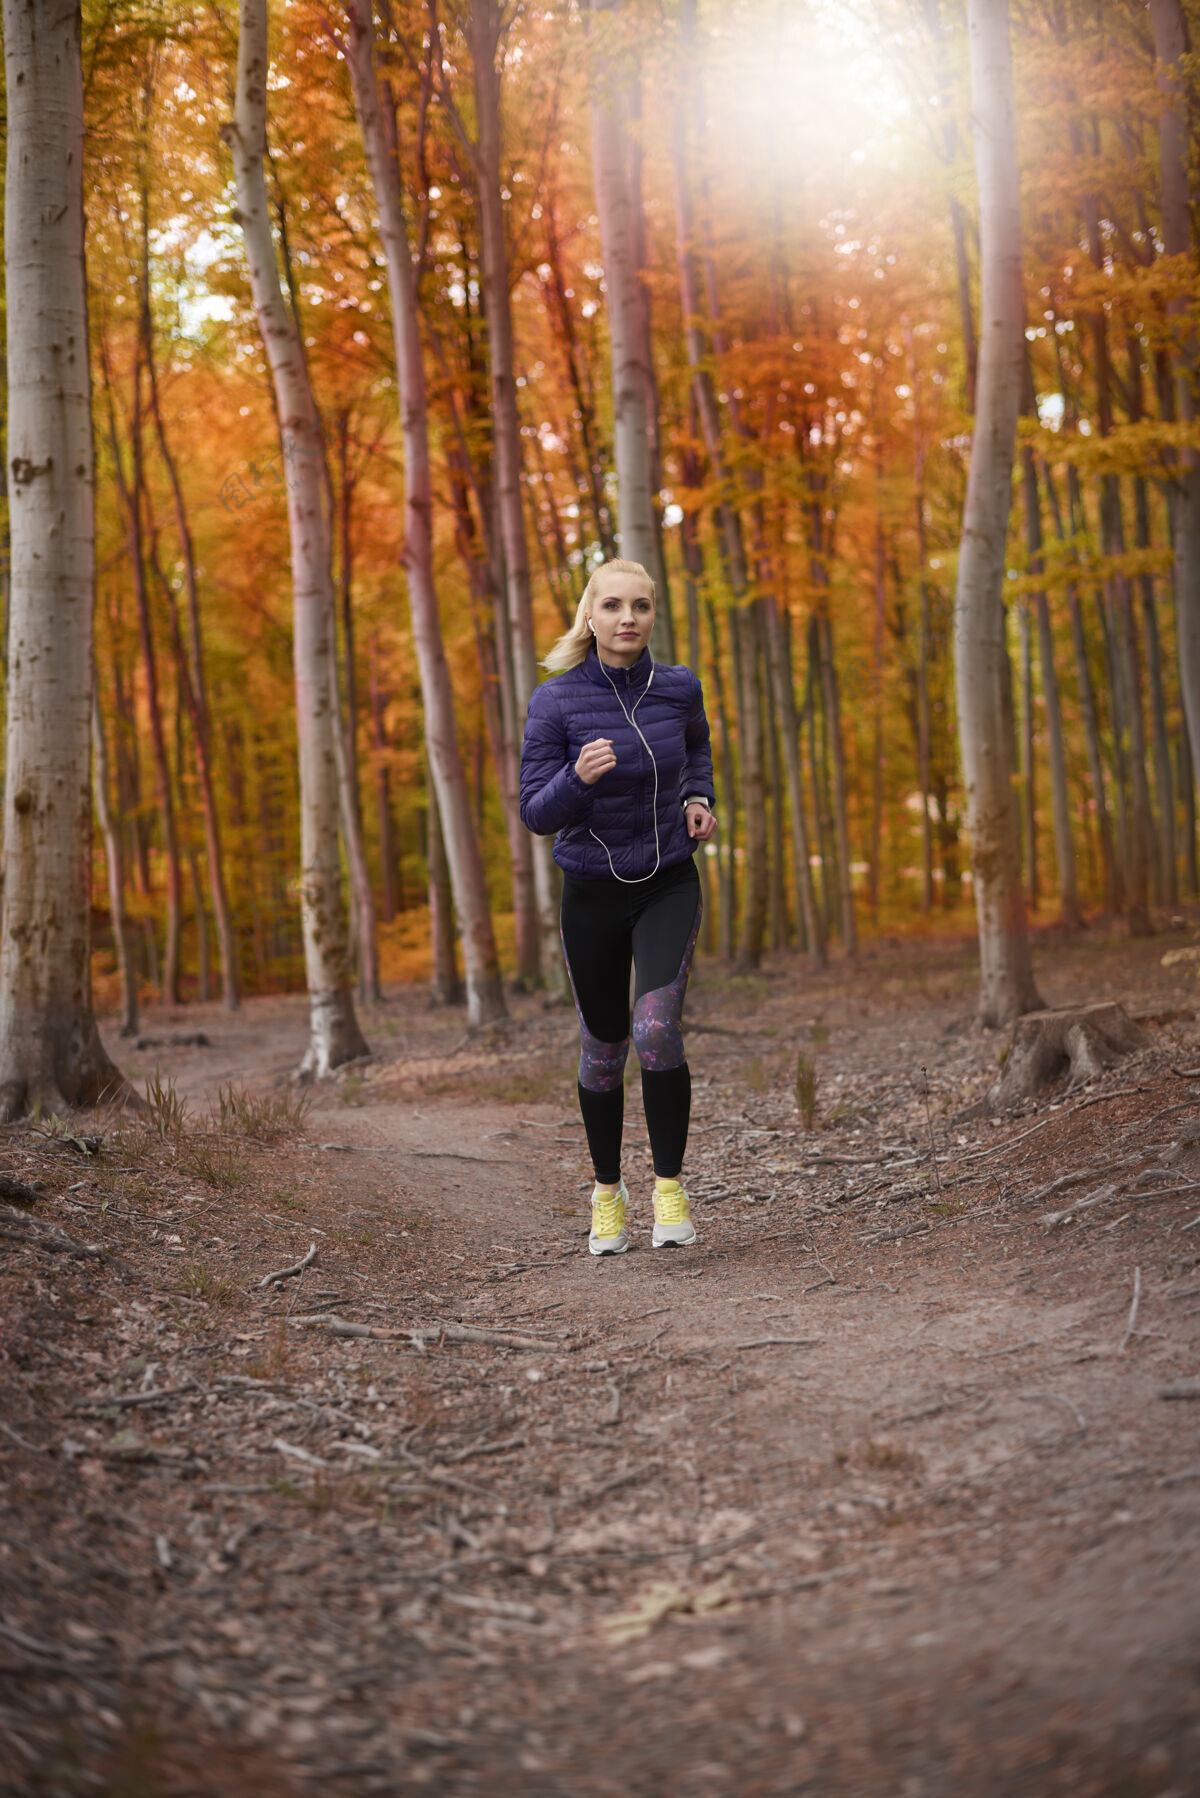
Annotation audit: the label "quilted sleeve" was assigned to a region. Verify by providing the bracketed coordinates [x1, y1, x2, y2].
[519, 685, 596, 836]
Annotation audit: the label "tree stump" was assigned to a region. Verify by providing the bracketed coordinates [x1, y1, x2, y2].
[988, 1003, 1149, 1110]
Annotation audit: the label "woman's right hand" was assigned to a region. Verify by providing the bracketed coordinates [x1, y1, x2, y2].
[575, 737, 617, 786]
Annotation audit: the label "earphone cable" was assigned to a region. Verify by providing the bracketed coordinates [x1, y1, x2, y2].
[587, 656, 661, 885]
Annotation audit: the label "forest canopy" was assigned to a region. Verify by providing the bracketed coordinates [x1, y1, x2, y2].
[7, 0, 1200, 1051]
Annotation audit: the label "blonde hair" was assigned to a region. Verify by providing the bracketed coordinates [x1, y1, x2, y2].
[542, 558, 656, 673]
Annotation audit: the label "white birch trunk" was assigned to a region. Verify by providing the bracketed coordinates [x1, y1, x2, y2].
[0, 0, 124, 1119]
[467, 0, 564, 996]
[589, 0, 672, 661]
[346, 0, 505, 1025]
[223, 0, 367, 1075]
[1151, 0, 1200, 794]
[954, 0, 1042, 1026]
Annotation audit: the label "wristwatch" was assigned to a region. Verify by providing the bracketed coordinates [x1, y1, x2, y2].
[683, 794, 715, 816]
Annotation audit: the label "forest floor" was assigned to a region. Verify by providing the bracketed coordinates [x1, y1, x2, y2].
[2, 920, 1200, 1797]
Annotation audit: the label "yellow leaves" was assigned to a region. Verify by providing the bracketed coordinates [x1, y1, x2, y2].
[600, 1573, 739, 1646]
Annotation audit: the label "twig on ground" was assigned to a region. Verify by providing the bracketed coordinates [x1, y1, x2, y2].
[78, 1385, 198, 1412]
[1118, 1266, 1142, 1355]
[289, 1313, 561, 1352]
[1160, 1383, 1200, 1400]
[1041, 1182, 1121, 1230]
[1182, 1214, 1200, 1233]
[258, 1241, 318, 1289]
[731, 1336, 822, 1351]
[442, 1434, 526, 1465]
[272, 1437, 327, 1468]
[602, 1381, 621, 1426]
[592, 1463, 660, 1501]
[859, 1220, 932, 1246]
[0, 1419, 50, 1453]
[0, 1621, 85, 1664]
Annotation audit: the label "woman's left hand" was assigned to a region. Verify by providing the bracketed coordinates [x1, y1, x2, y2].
[686, 802, 718, 843]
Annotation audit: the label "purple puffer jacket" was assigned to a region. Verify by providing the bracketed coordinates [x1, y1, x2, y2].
[519, 647, 715, 881]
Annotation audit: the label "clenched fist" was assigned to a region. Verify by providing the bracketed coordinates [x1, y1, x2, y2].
[575, 738, 617, 786]
[685, 801, 718, 843]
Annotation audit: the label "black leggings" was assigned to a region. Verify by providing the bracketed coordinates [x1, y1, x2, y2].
[559, 857, 701, 1185]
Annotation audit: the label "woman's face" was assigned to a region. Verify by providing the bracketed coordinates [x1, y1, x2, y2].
[588, 572, 655, 667]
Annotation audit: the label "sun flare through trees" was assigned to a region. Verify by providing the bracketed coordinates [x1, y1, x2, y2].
[4, 0, 1199, 1080]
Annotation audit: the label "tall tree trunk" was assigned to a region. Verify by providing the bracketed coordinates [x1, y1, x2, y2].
[765, 662, 787, 950]
[706, 598, 738, 960]
[954, 0, 1042, 1025]
[141, 179, 240, 1012]
[347, 0, 505, 1024]
[764, 594, 824, 967]
[1023, 451, 1080, 927]
[1017, 598, 1037, 907]
[1046, 460, 1118, 911]
[1136, 485, 1177, 905]
[1151, 0, 1200, 796]
[92, 691, 138, 1039]
[807, 619, 835, 937]
[368, 645, 399, 922]
[224, 0, 368, 1075]
[542, 199, 616, 557]
[0, 0, 124, 1117]
[870, 506, 886, 919]
[427, 767, 463, 1008]
[733, 602, 767, 968]
[103, 351, 183, 1009]
[588, 0, 673, 660]
[464, 0, 562, 994]
[819, 611, 857, 957]
[330, 414, 381, 1003]
[1180, 729, 1199, 897]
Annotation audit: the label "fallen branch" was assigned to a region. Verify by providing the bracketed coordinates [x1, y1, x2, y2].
[442, 1433, 526, 1465]
[79, 1386, 197, 1412]
[289, 1313, 559, 1352]
[1118, 1267, 1142, 1355]
[272, 1437, 327, 1468]
[258, 1241, 318, 1289]
[731, 1336, 822, 1351]
[1160, 1383, 1200, 1400]
[1025, 1159, 1139, 1208]
[0, 1419, 50, 1453]
[1040, 1182, 1120, 1230]
[290, 1315, 400, 1341]
[859, 1220, 933, 1246]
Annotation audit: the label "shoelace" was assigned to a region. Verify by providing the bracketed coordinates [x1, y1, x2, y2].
[592, 1192, 624, 1237]
[655, 1186, 688, 1225]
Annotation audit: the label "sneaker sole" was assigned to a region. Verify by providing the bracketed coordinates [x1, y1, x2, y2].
[652, 1230, 696, 1249]
[589, 1239, 629, 1257]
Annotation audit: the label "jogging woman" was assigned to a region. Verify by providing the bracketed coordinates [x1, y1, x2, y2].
[519, 558, 718, 1255]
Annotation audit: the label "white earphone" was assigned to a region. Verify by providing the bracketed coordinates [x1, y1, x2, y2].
[588, 660, 661, 885]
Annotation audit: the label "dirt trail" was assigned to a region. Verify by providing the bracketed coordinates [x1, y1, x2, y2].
[2, 928, 1200, 1796]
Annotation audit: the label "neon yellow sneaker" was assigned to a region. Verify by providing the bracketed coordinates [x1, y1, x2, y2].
[652, 1179, 696, 1249]
[589, 1179, 629, 1256]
